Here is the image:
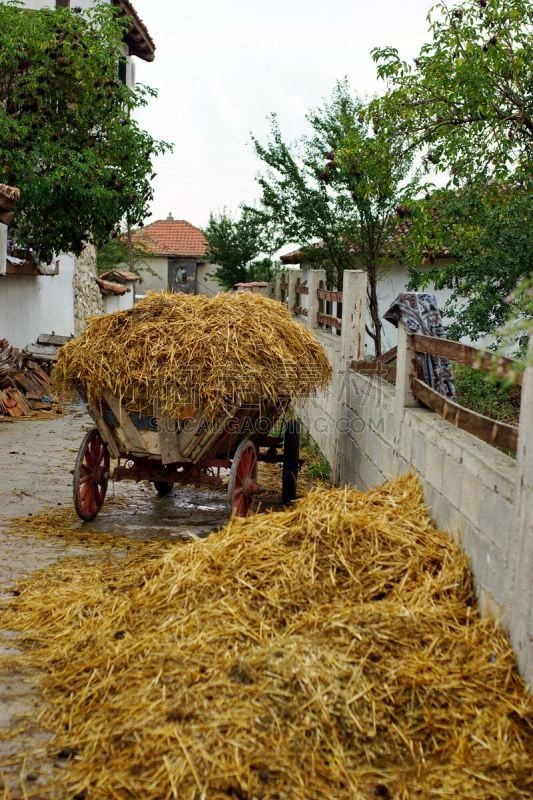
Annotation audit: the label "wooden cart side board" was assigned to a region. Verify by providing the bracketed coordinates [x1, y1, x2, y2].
[188, 407, 242, 463]
[88, 403, 121, 459]
[176, 409, 209, 459]
[102, 390, 150, 455]
[158, 415, 184, 465]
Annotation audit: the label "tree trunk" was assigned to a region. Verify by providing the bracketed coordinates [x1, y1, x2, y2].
[367, 263, 382, 358]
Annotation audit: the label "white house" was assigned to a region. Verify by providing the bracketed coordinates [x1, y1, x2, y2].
[0, 0, 155, 349]
[97, 269, 139, 314]
[132, 216, 221, 298]
[280, 247, 458, 355]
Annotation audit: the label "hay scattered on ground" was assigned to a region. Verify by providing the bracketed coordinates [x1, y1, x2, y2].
[3, 499, 141, 550]
[53, 292, 332, 420]
[3, 474, 531, 799]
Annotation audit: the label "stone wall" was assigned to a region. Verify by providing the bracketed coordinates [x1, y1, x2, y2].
[73, 244, 104, 335]
[278, 269, 533, 688]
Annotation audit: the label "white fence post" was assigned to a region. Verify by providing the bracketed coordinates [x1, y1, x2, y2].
[394, 322, 418, 428]
[287, 270, 298, 316]
[274, 273, 283, 302]
[506, 336, 533, 687]
[341, 269, 367, 368]
[0, 222, 7, 276]
[306, 268, 327, 329]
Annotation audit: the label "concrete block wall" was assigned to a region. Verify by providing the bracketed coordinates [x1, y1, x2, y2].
[338, 371, 517, 618]
[277, 269, 533, 687]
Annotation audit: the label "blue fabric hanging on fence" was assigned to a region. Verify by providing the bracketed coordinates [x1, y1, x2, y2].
[383, 292, 456, 401]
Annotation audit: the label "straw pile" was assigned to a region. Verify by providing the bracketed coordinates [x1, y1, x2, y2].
[4, 475, 531, 799]
[53, 292, 331, 420]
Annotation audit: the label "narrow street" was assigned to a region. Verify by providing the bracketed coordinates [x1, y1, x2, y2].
[0, 406, 234, 799]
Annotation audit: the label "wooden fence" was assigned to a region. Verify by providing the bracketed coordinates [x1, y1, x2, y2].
[408, 334, 520, 453]
[317, 287, 343, 332]
[283, 270, 521, 455]
[292, 280, 344, 330]
[293, 280, 309, 317]
[353, 329, 521, 454]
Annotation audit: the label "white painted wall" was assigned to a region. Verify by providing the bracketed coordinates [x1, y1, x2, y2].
[103, 289, 134, 314]
[0, 255, 75, 348]
[197, 263, 224, 297]
[134, 256, 167, 294]
[289, 272, 532, 686]
[376, 262, 455, 353]
[19, 1, 104, 12]
[134, 257, 224, 298]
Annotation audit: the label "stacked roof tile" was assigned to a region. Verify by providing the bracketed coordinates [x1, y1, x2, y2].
[132, 219, 208, 259]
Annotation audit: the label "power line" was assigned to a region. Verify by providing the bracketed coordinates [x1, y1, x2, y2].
[159, 0, 211, 46]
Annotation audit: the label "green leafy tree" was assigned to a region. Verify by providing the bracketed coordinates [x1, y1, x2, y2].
[204, 208, 277, 290]
[372, 0, 532, 345]
[372, 0, 532, 180]
[96, 232, 158, 279]
[252, 82, 422, 355]
[403, 182, 532, 345]
[0, 0, 170, 263]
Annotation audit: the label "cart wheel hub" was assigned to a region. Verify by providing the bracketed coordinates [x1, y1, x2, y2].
[91, 466, 105, 482]
[242, 477, 260, 499]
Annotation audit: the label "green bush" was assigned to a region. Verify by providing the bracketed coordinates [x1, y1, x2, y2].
[453, 364, 521, 426]
[300, 428, 332, 481]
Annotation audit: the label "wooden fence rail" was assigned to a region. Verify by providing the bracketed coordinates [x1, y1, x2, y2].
[351, 330, 521, 454]
[411, 334, 522, 385]
[317, 312, 342, 331]
[351, 346, 397, 382]
[317, 288, 343, 303]
[411, 378, 518, 453]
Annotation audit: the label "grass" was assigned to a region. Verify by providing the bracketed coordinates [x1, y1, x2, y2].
[452, 363, 521, 426]
[300, 427, 332, 481]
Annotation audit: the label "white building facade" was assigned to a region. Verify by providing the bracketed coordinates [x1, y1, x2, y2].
[0, 0, 155, 348]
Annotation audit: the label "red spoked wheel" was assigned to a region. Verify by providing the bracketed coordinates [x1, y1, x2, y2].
[73, 428, 110, 521]
[227, 440, 259, 517]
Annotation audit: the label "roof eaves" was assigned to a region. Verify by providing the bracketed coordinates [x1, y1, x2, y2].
[96, 277, 130, 296]
[0, 184, 20, 213]
[112, 0, 155, 62]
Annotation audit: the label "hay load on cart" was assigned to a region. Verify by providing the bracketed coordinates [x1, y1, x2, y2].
[54, 292, 331, 520]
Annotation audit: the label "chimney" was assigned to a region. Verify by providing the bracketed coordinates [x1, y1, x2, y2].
[167, 212, 174, 221]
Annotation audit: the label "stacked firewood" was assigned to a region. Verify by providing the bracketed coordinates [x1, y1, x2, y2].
[0, 339, 55, 417]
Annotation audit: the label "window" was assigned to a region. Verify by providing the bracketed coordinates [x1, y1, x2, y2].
[56, 0, 71, 7]
[118, 57, 127, 85]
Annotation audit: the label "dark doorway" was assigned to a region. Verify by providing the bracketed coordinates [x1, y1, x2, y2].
[168, 259, 197, 294]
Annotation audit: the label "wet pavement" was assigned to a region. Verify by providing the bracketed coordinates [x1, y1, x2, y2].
[0, 404, 262, 799]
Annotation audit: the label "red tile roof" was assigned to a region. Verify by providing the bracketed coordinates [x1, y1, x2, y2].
[99, 269, 139, 283]
[112, 0, 155, 62]
[0, 184, 20, 211]
[132, 219, 208, 259]
[96, 277, 129, 296]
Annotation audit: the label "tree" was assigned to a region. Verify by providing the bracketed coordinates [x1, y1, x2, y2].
[0, 0, 170, 263]
[204, 208, 277, 290]
[371, 0, 532, 346]
[403, 182, 532, 345]
[252, 82, 422, 356]
[96, 233, 158, 277]
[372, 0, 532, 181]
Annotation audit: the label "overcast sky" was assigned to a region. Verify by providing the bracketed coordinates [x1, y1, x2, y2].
[132, 0, 438, 230]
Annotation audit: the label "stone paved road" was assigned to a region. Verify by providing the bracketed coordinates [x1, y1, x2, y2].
[0, 406, 237, 799]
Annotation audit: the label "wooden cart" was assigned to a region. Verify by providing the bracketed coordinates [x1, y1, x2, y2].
[73, 390, 300, 521]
